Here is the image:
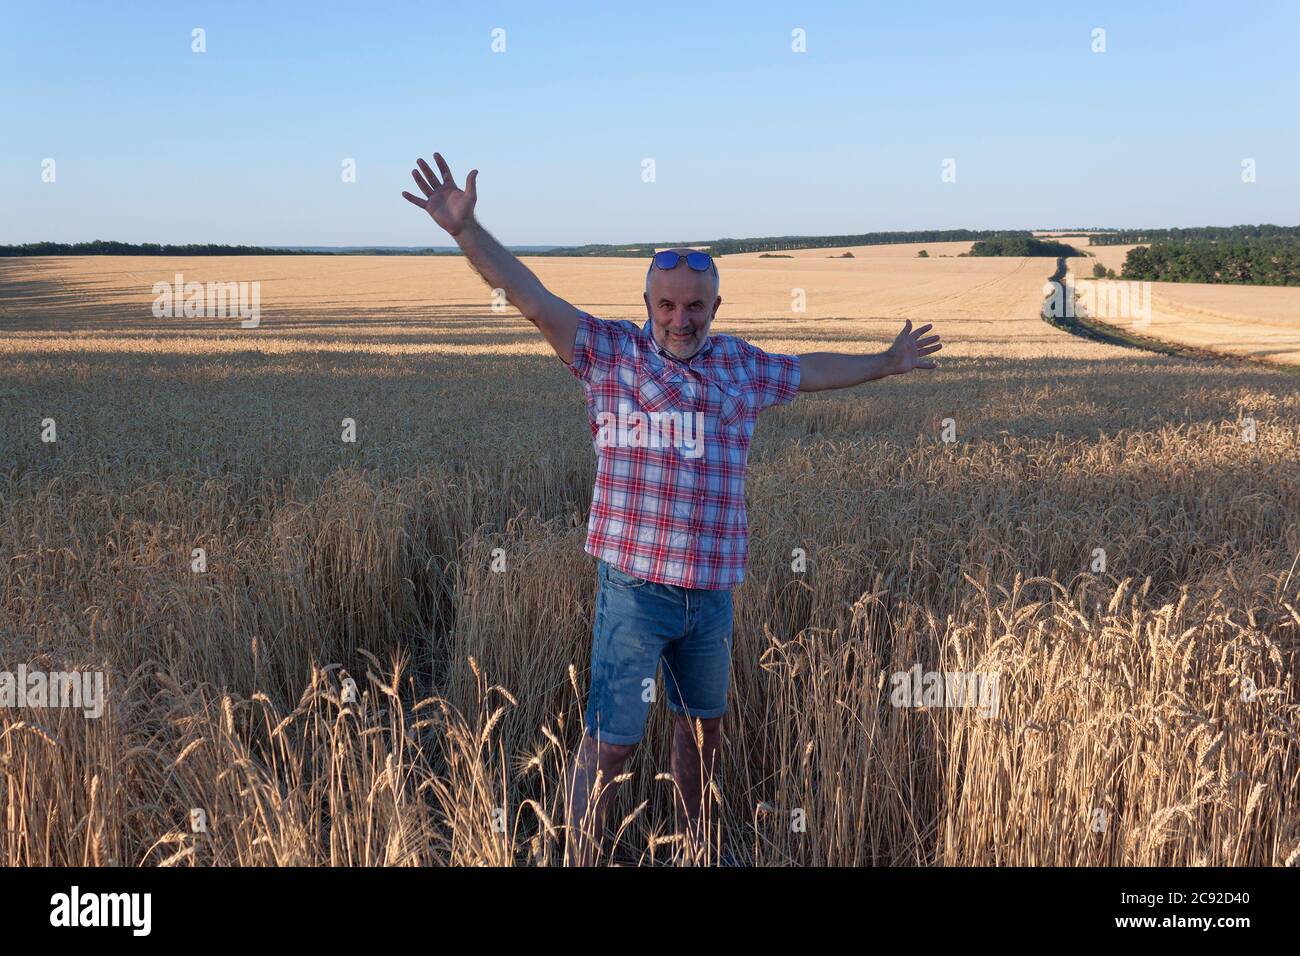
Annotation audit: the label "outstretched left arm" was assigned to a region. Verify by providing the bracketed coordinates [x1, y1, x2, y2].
[797, 320, 942, 392]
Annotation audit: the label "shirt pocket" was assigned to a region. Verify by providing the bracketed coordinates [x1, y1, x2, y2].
[635, 371, 684, 416]
[629, 368, 700, 457]
[710, 378, 748, 431]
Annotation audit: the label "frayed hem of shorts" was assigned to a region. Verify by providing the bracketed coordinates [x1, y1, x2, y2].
[664, 702, 728, 721]
[582, 723, 644, 746]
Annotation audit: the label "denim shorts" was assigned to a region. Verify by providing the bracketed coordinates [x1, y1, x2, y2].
[584, 558, 735, 745]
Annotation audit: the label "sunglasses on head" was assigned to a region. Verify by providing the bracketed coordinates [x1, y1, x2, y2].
[651, 250, 714, 272]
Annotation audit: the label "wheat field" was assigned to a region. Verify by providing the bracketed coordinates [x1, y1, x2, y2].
[1, 252, 1297, 866]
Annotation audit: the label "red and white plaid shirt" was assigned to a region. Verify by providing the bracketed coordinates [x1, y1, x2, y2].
[566, 312, 800, 589]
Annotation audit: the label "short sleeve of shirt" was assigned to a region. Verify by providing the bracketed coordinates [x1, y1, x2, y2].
[738, 339, 801, 410]
[566, 311, 625, 384]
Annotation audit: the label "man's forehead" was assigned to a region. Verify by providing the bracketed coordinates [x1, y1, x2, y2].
[647, 253, 717, 300]
[650, 269, 712, 291]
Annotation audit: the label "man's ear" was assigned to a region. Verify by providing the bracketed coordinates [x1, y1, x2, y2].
[711, 295, 722, 319]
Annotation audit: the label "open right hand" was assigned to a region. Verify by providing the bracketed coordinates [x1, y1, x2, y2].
[401, 153, 478, 237]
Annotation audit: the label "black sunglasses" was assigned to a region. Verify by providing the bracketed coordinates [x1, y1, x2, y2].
[651, 250, 714, 272]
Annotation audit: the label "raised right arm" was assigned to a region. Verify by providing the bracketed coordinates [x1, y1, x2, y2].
[402, 152, 581, 363]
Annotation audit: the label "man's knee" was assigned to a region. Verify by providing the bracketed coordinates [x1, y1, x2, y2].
[601, 740, 637, 763]
[584, 733, 637, 764]
[671, 713, 722, 739]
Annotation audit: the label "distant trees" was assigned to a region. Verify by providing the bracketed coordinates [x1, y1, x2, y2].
[701, 230, 1031, 257]
[1, 230, 1041, 259]
[1092, 224, 1300, 246]
[0, 240, 316, 257]
[966, 237, 1082, 257]
[1092, 262, 1107, 278]
[917, 249, 929, 258]
[545, 230, 1033, 258]
[1121, 238, 1300, 286]
[0, 240, 466, 257]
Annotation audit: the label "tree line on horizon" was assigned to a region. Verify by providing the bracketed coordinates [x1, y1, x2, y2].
[8, 228, 1299, 282]
[1092, 224, 1300, 245]
[0, 240, 326, 257]
[541, 229, 1032, 258]
[966, 237, 1083, 257]
[1121, 237, 1300, 286]
[0, 231, 1030, 258]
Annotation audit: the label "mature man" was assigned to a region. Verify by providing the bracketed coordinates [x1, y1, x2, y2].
[402, 153, 942, 865]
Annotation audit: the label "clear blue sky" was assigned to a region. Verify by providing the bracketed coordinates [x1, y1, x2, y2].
[2, 0, 1297, 246]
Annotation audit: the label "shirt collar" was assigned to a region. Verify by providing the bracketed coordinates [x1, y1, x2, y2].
[642, 317, 715, 364]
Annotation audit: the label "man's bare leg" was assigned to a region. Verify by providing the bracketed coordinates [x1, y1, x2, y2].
[670, 713, 722, 860]
[564, 732, 636, 866]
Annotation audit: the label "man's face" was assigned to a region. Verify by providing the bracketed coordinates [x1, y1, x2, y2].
[643, 254, 720, 360]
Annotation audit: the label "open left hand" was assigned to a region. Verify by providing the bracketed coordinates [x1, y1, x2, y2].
[885, 320, 943, 374]
[401, 152, 479, 237]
